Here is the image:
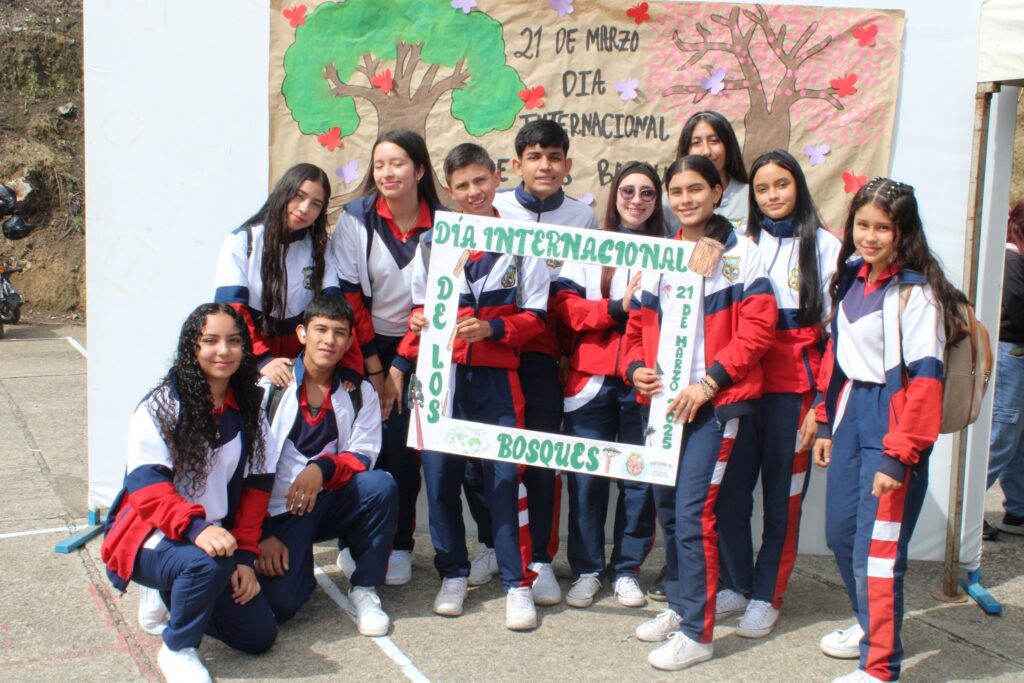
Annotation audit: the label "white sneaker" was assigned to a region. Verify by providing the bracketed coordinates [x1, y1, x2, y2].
[647, 632, 714, 671]
[530, 562, 562, 605]
[565, 572, 602, 608]
[820, 622, 864, 659]
[468, 547, 498, 586]
[635, 609, 683, 642]
[736, 599, 779, 638]
[433, 577, 468, 617]
[157, 643, 213, 683]
[715, 588, 749, 617]
[137, 585, 169, 636]
[613, 575, 647, 607]
[831, 670, 885, 683]
[336, 547, 356, 580]
[385, 549, 412, 586]
[505, 586, 537, 631]
[349, 586, 389, 636]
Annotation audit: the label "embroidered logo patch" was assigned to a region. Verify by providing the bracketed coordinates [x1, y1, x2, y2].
[788, 267, 800, 291]
[500, 264, 517, 288]
[721, 255, 740, 282]
[545, 259, 563, 269]
[302, 266, 314, 290]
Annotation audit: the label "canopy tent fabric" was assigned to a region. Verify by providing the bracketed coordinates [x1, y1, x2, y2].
[978, 0, 1024, 83]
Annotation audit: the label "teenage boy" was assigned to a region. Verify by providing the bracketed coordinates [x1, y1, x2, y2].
[490, 120, 599, 605]
[391, 142, 549, 630]
[254, 294, 398, 637]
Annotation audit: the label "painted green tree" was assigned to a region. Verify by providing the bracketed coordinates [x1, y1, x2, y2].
[283, 0, 524, 166]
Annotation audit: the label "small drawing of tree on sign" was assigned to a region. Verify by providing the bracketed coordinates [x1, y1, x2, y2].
[282, 0, 525, 203]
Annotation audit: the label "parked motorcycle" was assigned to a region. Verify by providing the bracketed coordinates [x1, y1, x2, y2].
[0, 263, 22, 325]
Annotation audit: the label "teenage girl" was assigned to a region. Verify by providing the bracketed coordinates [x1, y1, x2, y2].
[626, 155, 776, 671]
[552, 161, 663, 609]
[813, 179, 966, 683]
[663, 111, 750, 235]
[330, 129, 445, 584]
[215, 163, 361, 387]
[715, 150, 841, 637]
[101, 303, 278, 683]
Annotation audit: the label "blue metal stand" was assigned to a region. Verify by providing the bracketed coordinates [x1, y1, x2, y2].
[959, 569, 1003, 615]
[55, 509, 104, 554]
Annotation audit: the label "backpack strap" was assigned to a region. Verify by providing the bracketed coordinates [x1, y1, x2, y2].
[243, 224, 254, 259]
[265, 383, 284, 425]
[896, 284, 912, 378]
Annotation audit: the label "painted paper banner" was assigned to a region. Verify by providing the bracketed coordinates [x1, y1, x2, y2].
[406, 211, 700, 485]
[270, 1, 903, 230]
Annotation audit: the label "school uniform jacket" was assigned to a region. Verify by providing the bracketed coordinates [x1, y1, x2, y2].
[623, 229, 777, 421]
[392, 229, 549, 371]
[754, 219, 842, 394]
[214, 223, 341, 365]
[331, 194, 442, 359]
[101, 381, 277, 592]
[552, 259, 635, 398]
[261, 360, 381, 517]
[493, 186, 599, 358]
[815, 260, 945, 480]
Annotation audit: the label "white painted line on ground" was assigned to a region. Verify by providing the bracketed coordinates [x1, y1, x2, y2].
[65, 336, 88, 358]
[313, 565, 430, 683]
[0, 523, 87, 539]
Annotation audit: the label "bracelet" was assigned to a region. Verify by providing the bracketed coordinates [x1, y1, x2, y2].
[366, 369, 384, 376]
[698, 377, 716, 400]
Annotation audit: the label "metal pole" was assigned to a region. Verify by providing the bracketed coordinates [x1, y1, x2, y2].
[939, 82, 998, 600]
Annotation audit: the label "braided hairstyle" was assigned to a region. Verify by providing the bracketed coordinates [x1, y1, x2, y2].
[830, 178, 968, 342]
[243, 163, 331, 335]
[148, 303, 267, 498]
[746, 150, 827, 326]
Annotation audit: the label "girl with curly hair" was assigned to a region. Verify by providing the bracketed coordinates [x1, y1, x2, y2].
[101, 303, 278, 683]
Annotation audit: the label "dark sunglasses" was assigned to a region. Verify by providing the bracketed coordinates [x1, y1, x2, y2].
[618, 185, 658, 202]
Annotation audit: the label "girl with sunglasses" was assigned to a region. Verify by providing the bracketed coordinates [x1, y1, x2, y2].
[552, 161, 666, 609]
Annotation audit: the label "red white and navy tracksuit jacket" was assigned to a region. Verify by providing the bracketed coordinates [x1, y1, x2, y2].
[815, 261, 945, 480]
[391, 228, 550, 373]
[493, 186, 599, 359]
[261, 361, 381, 516]
[624, 229, 778, 419]
[331, 194, 442, 358]
[101, 382, 277, 592]
[214, 224, 352, 369]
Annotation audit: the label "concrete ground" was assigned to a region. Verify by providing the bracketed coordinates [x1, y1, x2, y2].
[1, 321, 1022, 682]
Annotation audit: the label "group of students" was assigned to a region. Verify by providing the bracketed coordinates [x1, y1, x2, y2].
[99, 111, 968, 683]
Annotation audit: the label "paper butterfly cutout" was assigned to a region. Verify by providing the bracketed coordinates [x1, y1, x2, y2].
[626, 2, 650, 25]
[852, 23, 878, 47]
[317, 127, 343, 152]
[451, 0, 477, 13]
[336, 160, 360, 185]
[842, 171, 867, 194]
[614, 78, 640, 101]
[371, 68, 394, 94]
[830, 74, 858, 98]
[282, 5, 306, 29]
[701, 67, 727, 95]
[548, 0, 574, 18]
[579, 193, 595, 206]
[519, 86, 546, 110]
[803, 143, 830, 166]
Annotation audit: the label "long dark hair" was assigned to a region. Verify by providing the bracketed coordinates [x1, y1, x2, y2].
[361, 129, 442, 208]
[663, 155, 733, 244]
[829, 178, 968, 342]
[675, 111, 748, 185]
[148, 304, 267, 498]
[747, 150, 826, 325]
[243, 163, 331, 335]
[601, 161, 665, 297]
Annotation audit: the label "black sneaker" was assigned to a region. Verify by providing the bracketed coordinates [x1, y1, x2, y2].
[997, 512, 1024, 536]
[648, 565, 667, 602]
[982, 520, 999, 541]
